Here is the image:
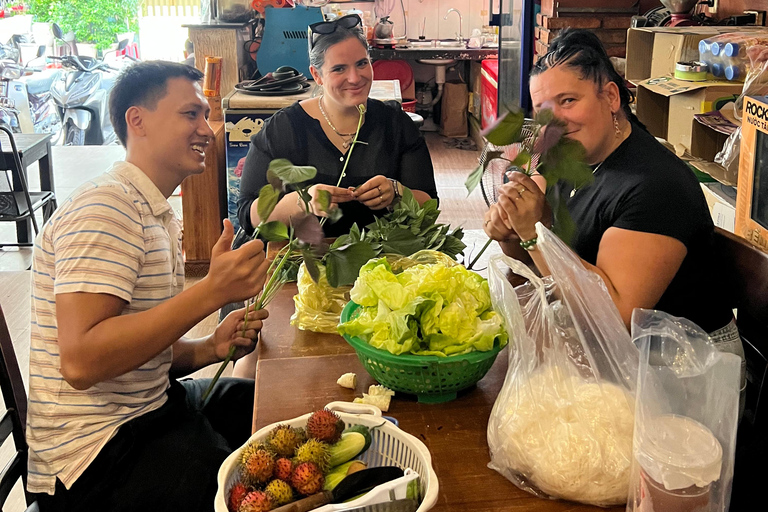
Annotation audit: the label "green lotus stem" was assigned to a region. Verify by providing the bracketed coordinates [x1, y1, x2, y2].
[467, 238, 493, 270]
[202, 232, 295, 405]
[321, 103, 366, 227]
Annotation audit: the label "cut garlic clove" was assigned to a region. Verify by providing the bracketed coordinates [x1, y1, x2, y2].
[337, 372, 357, 389]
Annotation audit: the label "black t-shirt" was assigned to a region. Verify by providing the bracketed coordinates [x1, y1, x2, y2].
[554, 124, 732, 333]
[237, 99, 438, 237]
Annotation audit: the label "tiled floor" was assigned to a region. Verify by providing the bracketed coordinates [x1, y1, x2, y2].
[0, 132, 497, 510]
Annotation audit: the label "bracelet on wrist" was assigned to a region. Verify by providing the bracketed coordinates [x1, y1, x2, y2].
[520, 237, 538, 251]
[389, 178, 401, 204]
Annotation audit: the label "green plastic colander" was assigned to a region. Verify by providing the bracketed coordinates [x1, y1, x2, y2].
[340, 301, 505, 404]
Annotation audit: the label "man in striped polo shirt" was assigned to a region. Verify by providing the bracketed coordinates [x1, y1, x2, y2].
[27, 61, 271, 511]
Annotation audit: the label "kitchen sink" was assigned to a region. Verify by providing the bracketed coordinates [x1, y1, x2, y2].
[405, 39, 468, 49]
[417, 59, 457, 66]
[436, 40, 466, 48]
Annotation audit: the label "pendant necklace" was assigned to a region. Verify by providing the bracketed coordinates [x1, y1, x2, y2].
[570, 161, 604, 198]
[318, 96, 357, 149]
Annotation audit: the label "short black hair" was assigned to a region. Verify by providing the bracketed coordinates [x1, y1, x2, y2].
[109, 61, 204, 147]
[531, 29, 634, 122]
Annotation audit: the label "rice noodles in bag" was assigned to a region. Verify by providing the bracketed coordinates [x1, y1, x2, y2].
[486, 223, 638, 506]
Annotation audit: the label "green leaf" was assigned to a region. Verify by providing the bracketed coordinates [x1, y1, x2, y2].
[540, 137, 594, 189]
[481, 109, 525, 146]
[440, 236, 467, 259]
[381, 227, 425, 255]
[465, 164, 484, 195]
[326, 206, 344, 224]
[548, 187, 577, 246]
[325, 242, 377, 288]
[268, 159, 317, 185]
[315, 189, 331, 213]
[534, 108, 555, 126]
[399, 187, 419, 214]
[266, 169, 284, 191]
[301, 248, 321, 283]
[256, 184, 281, 222]
[510, 149, 532, 171]
[258, 221, 289, 241]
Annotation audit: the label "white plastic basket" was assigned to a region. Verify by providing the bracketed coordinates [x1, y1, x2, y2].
[215, 402, 439, 512]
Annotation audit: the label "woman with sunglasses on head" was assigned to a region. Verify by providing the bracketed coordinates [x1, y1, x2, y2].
[484, 29, 743, 383]
[236, 14, 438, 239]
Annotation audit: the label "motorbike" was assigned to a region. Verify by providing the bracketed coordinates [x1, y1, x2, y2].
[49, 24, 131, 145]
[0, 45, 63, 143]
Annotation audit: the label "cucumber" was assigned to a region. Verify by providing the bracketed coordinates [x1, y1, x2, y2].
[343, 424, 373, 453]
[323, 460, 357, 491]
[328, 431, 366, 468]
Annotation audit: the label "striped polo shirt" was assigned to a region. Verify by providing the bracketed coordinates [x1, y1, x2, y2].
[26, 162, 184, 494]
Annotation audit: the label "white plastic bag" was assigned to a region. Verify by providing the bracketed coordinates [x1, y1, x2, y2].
[627, 309, 740, 512]
[486, 223, 638, 507]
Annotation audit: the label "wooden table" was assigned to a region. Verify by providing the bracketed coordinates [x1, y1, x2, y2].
[0, 133, 53, 244]
[252, 284, 623, 512]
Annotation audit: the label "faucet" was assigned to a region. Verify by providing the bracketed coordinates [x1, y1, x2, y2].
[444, 8, 463, 42]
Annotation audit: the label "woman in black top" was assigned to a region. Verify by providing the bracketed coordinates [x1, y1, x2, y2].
[484, 29, 738, 344]
[237, 14, 438, 238]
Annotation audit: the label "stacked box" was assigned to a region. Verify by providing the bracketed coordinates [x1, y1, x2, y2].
[534, 1, 638, 61]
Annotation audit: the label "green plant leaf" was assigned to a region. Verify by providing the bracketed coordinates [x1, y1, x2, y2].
[326, 206, 343, 224]
[266, 169, 285, 191]
[510, 150, 532, 172]
[258, 221, 289, 241]
[547, 187, 577, 245]
[399, 187, 419, 214]
[540, 137, 594, 190]
[465, 164, 484, 195]
[256, 184, 280, 222]
[440, 235, 467, 259]
[534, 108, 555, 126]
[533, 122, 566, 156]
[481, 109, 525, 146]
[301, 247, 321, 283]
[325, 241, 377, 288]
[381, 227, 425, 255]
[315, 189, 331, 213]
[268, 159, 317, 185]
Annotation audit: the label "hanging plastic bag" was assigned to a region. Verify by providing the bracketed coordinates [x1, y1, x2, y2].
[486, 223, 638, 507]
[627, 309, 740, 512]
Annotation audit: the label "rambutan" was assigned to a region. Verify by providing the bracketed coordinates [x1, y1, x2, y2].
[265, 424, 304, 457]
[238, 490, 274, 512]
[305, 409, 345, 444]
[264, 479, 294, 506]
[273, 457, 293, 481]
[290, 461, 325, 496]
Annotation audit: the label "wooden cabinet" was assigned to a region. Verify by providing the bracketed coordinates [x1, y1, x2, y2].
[181, 120, 226, 276]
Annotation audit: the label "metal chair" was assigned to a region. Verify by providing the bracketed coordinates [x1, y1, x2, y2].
[0, 126, 57, 247]
[0, 304, 38, 511]
[714, 227, 768, 510]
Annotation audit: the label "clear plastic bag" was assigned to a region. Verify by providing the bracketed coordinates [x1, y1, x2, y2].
[486, 223, 638, 507]
[627, 309, 740, 512]
[291, 263, 351, 334]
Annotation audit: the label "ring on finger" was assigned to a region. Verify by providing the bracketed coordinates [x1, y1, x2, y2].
[517, 187, 526, 196]
[376, 185, 382, 196]
[379, 196, 384, 205]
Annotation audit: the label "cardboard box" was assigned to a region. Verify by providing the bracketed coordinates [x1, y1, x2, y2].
[736, 95, 768, 252]
[626, 27, 719, 83]
[701, 182, 737, 232]
[626, 26, 768, 83]
[636, 77, 742, 152]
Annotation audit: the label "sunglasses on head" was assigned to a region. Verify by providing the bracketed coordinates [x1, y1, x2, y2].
[308, 14, 362, 50]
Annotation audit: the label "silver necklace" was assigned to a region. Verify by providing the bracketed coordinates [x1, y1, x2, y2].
[318, 96, 356, 148]
[570, 161, 604, 198]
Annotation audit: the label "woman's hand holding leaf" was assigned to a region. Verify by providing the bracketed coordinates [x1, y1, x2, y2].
[308, 184, 353, 217]
[352, 175, 394, 210]
[496, 173, 546, 242]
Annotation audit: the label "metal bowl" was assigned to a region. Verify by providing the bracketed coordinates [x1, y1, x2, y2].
[660, 0, 700, 14]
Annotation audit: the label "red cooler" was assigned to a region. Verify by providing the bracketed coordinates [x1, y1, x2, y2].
[481, 59, 499, 130]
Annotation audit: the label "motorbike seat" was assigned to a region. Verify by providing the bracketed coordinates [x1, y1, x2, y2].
[24, 69, 60, 95]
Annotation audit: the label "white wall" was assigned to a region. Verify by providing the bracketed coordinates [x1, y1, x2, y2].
[341, 0, 490, 40]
